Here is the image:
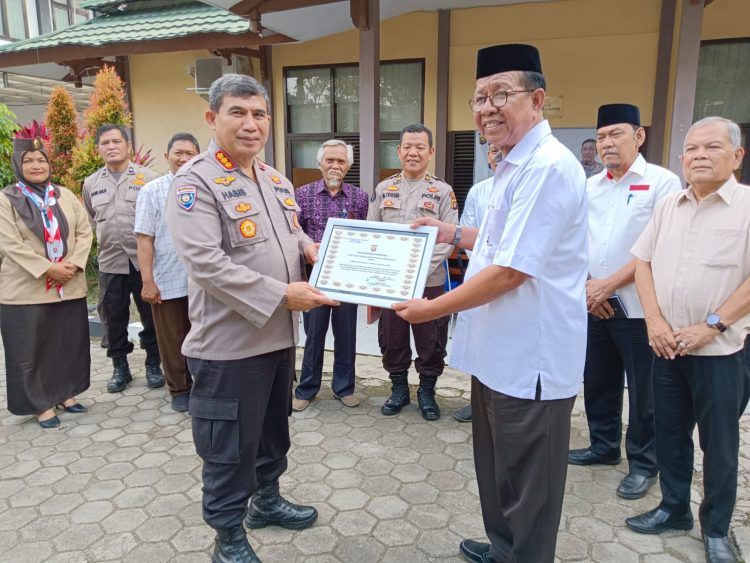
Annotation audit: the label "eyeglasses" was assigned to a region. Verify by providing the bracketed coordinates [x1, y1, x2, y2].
[468, 89, 535, 112]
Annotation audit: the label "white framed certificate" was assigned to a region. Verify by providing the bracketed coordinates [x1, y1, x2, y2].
[309, 218, 438, 308]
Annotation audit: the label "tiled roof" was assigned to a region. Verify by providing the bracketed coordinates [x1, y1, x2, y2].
[0, 1, 248, 54]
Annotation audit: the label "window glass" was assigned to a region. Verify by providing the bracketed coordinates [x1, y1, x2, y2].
[694, 41, 750, 124]
[53, 5, 70, 29]
[286, 68, 331, 134]
[380, 62, 423, 131]
[379, 140, 401, 169]
[290, 140, 322, 169]
[334, 66, 358, 133]
[6, 0, 26, 39]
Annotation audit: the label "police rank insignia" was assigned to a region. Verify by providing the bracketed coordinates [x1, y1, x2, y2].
[176, 186, 197, 211]
[428, 186, 439, 193]
[235, 202, 252, 213]
[239, 219, 257, 238]
[214, 176, 237, 186]
[291, 212, 300, 230]
[215, 150, 236, 171]
[387, 185, 399, 192]
[270, 175, 282, 185]
[136, 173, 145, 180]
[424, 173, 432, 181]
[283, 197, 295, 207]
[449, 192, 458, 209]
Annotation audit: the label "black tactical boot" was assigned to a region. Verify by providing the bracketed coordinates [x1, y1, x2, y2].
[381, 373, 410, 416]
[212, 525, 260, 563]
[417, 376, 441, 421]
[145, 349, 165, 389]
[244, 481, 318, 530]
[107, 356, 132, 393]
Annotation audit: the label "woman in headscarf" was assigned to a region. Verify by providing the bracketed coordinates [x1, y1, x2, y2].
[0, 135, 93, 428]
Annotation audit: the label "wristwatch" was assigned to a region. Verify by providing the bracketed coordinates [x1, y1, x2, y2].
[451, 224, 463, 246]
[706, 313, 727, 333]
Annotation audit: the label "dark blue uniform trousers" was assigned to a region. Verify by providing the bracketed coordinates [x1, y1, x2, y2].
[582, 317, 657, 476]
[296, 303, 358, 400]
[188, 347, 294, 529]
[653, 350, 750, 537]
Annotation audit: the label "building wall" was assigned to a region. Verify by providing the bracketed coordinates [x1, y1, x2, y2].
[271, 11, 439, 176]
[702, 0, 750, 41]
[449, 0, 661, 131]
[129, 50, 215, 174]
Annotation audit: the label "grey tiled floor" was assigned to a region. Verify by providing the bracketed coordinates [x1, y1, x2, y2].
[0, 341, 748, 562]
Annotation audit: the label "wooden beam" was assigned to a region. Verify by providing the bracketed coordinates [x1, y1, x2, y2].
[646, 0, 675, 166]
[232, 0, 338, 17]
[212, 47, 262, 64]
[260, 45, 276, 168]
[358, 0, 379, 192]
[350, 0, 369, 31]
[666, 0, 704, 177]
[0, 31, 294, 69]
[434, 9, 450, 179]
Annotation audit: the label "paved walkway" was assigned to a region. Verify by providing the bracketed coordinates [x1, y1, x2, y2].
[1, 341, 748, 562]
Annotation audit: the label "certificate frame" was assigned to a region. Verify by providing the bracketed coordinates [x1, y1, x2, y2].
[309, 218, 438, 308]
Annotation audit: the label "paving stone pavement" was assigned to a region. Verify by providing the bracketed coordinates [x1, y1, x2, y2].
[0, 341, 748, 562]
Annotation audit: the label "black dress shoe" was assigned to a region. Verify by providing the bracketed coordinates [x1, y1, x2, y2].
[625, 506, 693, 534]
[59, 403, 87, 414]
[568, 447, 621, 466]
[38, 415, 60, 429]
[704, 535, 738, 563]
[616, 473, 657, 499]
[452, 405, 472, 423]
[171, 393, 190, 412]
[459, 539, 496, 562]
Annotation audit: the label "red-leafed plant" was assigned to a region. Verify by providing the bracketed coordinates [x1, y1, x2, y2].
[45, 86, 80, 190]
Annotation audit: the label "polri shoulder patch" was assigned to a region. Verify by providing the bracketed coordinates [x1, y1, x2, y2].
[176, 185, 197, 211]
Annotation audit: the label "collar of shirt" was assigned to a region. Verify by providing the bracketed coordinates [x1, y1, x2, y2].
[502, 120, 552, 167]
[603, 154, 646, 183]
[678, 175, 738, 206]
[314, 179, 350, 199]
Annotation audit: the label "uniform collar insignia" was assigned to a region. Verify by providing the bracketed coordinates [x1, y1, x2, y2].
[215, 149, 237, 171]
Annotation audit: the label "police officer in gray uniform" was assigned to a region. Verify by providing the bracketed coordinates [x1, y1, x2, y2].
[368, 124, 458, 420]
[83, 124, 164, 393]
[166, 74, 337, 563]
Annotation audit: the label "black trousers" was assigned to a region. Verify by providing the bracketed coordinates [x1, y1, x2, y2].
[188, 347, 294, 529]
[378, 285, 448, 378]
[582, 317, 656, 476]
[653, 351, 750, 537]
[99, 261, 157, 359]
[296, 302, 358, 400]
[472, 376, 575, 563]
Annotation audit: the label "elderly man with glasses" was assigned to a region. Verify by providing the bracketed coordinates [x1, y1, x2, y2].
[394, 43, 588, 563]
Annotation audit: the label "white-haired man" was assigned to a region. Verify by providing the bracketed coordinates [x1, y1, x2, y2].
[292, 140, 369, 411]
[629, 116, 750, 563]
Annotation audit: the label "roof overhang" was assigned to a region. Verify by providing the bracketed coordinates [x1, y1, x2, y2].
[203, 0, 560, 40]
[0, 31, 291, 69]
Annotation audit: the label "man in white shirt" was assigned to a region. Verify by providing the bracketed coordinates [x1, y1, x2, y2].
[394, 43, 588, 563]
[568, 104, 682, 500]
[134, 133, 200, 412]
[452, 143, 499, 424]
